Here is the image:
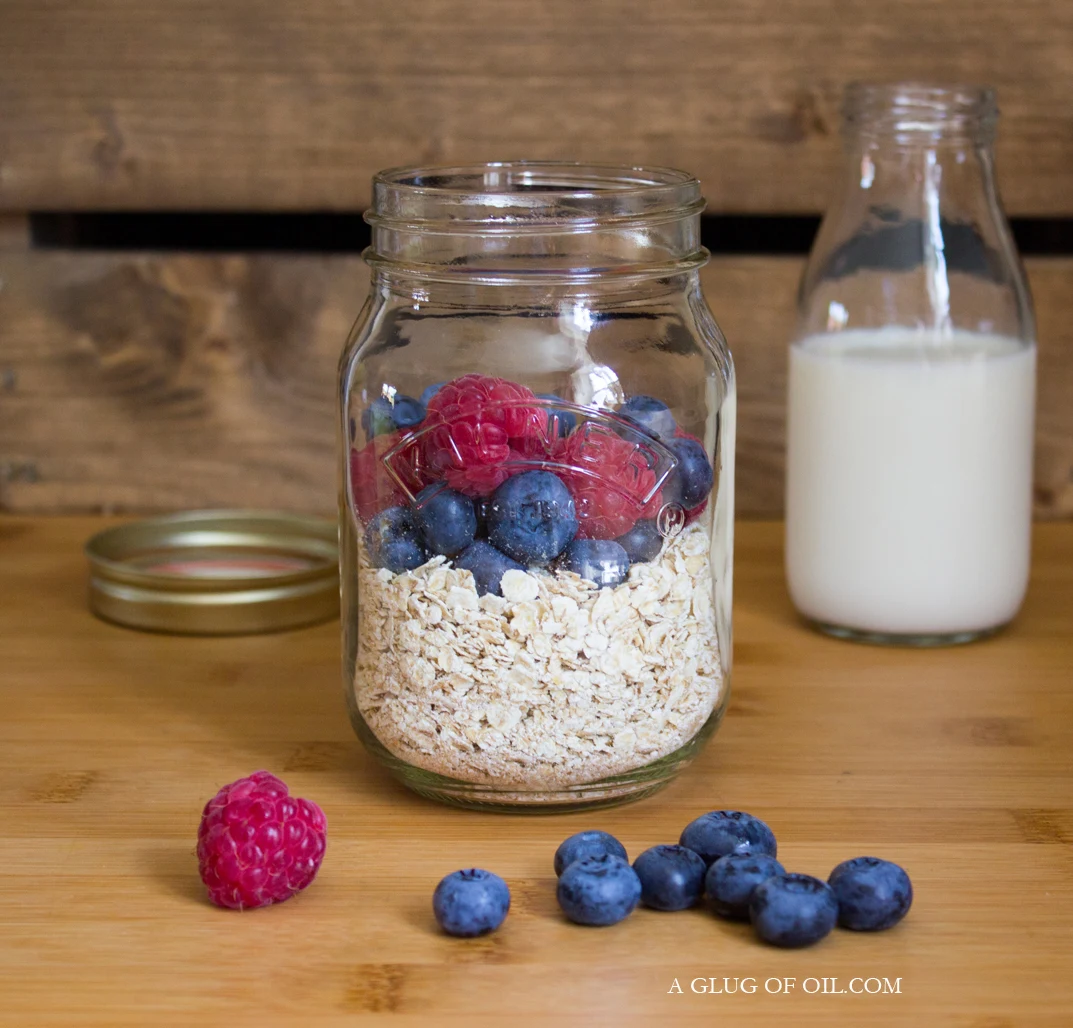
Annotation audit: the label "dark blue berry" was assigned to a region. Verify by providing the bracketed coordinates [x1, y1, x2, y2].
[554, 830, 628, 877]
[487, 471, 578, 566]
[750, 873, 838, 948]
[361, 393, 426, 440]
[615, 518, 663, 563]
[679, 810, 777, 866]
[536, 393, 578, 438]
[828, 857, 913, 931]
[413, 484, 478, 556]
[559, 539, 629, 587]
[557, 855, 641, 926]
[432, 868, 511, 937]
[419, 382, 446, 407]
[663, 437, 714, 510]
[364, 506, 428, 573]
[705, 853, 786, 919]
[619, 395, 677, 440]
[632, 845, 707, 911]
[454, 540, 524, 597]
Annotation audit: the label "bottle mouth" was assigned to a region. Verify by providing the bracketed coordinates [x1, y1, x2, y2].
[843, 82, 998, 141]
[365, 162, 708, 284]
[368, 161, 705, 232]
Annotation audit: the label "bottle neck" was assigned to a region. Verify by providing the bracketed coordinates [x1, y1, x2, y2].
[837, 132, 1000, 221]
[363, 162, 709, 294]
[797, 84, 1033, 341]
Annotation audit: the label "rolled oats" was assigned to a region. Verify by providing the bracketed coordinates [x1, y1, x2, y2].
[353, 522, 724, 789]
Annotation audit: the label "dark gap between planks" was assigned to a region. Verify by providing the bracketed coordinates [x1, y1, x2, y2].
[28, 212, 1073, 257]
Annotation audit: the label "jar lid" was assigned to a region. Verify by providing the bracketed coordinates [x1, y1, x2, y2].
[85, 510, 339, 635]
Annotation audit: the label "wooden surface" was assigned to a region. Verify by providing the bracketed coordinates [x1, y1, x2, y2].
[2, 516, 1072, 1026]
[2, 1, 1073, 214]
[2, 251, 1072, 519]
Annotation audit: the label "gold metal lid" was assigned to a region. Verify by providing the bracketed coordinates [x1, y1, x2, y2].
[85, 510, 339, 635]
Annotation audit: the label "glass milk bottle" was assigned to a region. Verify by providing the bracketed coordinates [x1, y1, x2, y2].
[786, 84, 1036, 645]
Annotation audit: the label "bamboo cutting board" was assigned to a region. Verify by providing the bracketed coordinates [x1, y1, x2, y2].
[1, 517, 1072, 1026]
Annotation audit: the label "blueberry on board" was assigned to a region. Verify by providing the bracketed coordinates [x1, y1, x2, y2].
[362, 393, 427, 440]
[559, 539, 630, 588]
[536, 393, 579, 438]
[632, 845, 707, 912]
[419, 382, 446, 407]
[413, 484, 478, 556]
[432, 868, 511, 937]
[486, 471, 578, 565]
[554, 830, 629, 877]
[679, 810, 777, 866]
[750, 873, 838, 948]
[619, 394, 677, 440]
[364, 506, 428, 573]
[705, 853, 786, 920]
[615, 518, 663, 564]
[828, 857, 913, 931]
[663, 437, 714, 510]
[557, 855, 641, 926]
[454, 540, 525, 597]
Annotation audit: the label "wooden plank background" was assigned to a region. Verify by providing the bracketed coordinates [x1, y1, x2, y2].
[1, 0, 1072, 518]
[2, 0, 1073, 213]
[2, 251, 1071, 518]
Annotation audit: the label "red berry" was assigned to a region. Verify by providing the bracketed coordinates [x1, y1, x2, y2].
[350, 431, 426, 523]
[423, 375, 549, 497]
[555, 427, 662, 539]
[196, 771, 327, 910]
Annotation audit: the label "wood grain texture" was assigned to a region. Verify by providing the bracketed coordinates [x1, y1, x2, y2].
[2, 0, 1073, 213]
[1, 516, 1072, 1026]
[2, 251, 1072, 518]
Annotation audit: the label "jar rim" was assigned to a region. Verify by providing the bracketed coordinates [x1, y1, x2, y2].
[368, 161, 704, 229]
[843, 82, 998, 140]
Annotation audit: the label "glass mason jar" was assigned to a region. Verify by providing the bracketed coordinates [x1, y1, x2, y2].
[786, 84, 1036, 645]
[339, 162, 735, 810]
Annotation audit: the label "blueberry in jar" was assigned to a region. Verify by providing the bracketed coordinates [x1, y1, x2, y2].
[632, 844, 707, 911]
[557, 854, 641, 926]
[705, 853, 785, 919]
[412, 484, 478, 556]
[679, 810, 777, 866]
[828, 856, 912, 931]
[536, 393, 578, 438]
[750, 873, 838, 948]
[615, 518, 663, 563]
[432, 868, 511, 937]
[554, 830, 628, 877]
[455, 540, 525, 597]
[559, 539, 630, 587]
[619, 395, 677, 440]
[364, 506, 428, 573]
[362, 393, 426, 440]
[663, 436, 714, 510]
[419, 381, 446, 407]
[486, 471, 578, 565]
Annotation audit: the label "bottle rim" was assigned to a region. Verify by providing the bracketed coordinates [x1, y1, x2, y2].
[842, 82, 998, 140]
[364, 161, 709, 285]
[367, 161, 706, 233]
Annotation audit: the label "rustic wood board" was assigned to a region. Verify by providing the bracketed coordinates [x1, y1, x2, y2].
[2, 251, 1071, 518]
[2, 0, 1073, 213]
[1, 516, 1072, 1026]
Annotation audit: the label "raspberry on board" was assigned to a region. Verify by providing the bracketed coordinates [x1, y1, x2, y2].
[196, 771, 327, 910]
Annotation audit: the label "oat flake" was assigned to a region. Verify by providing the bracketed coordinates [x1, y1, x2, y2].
[354, 522, 723, 789]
